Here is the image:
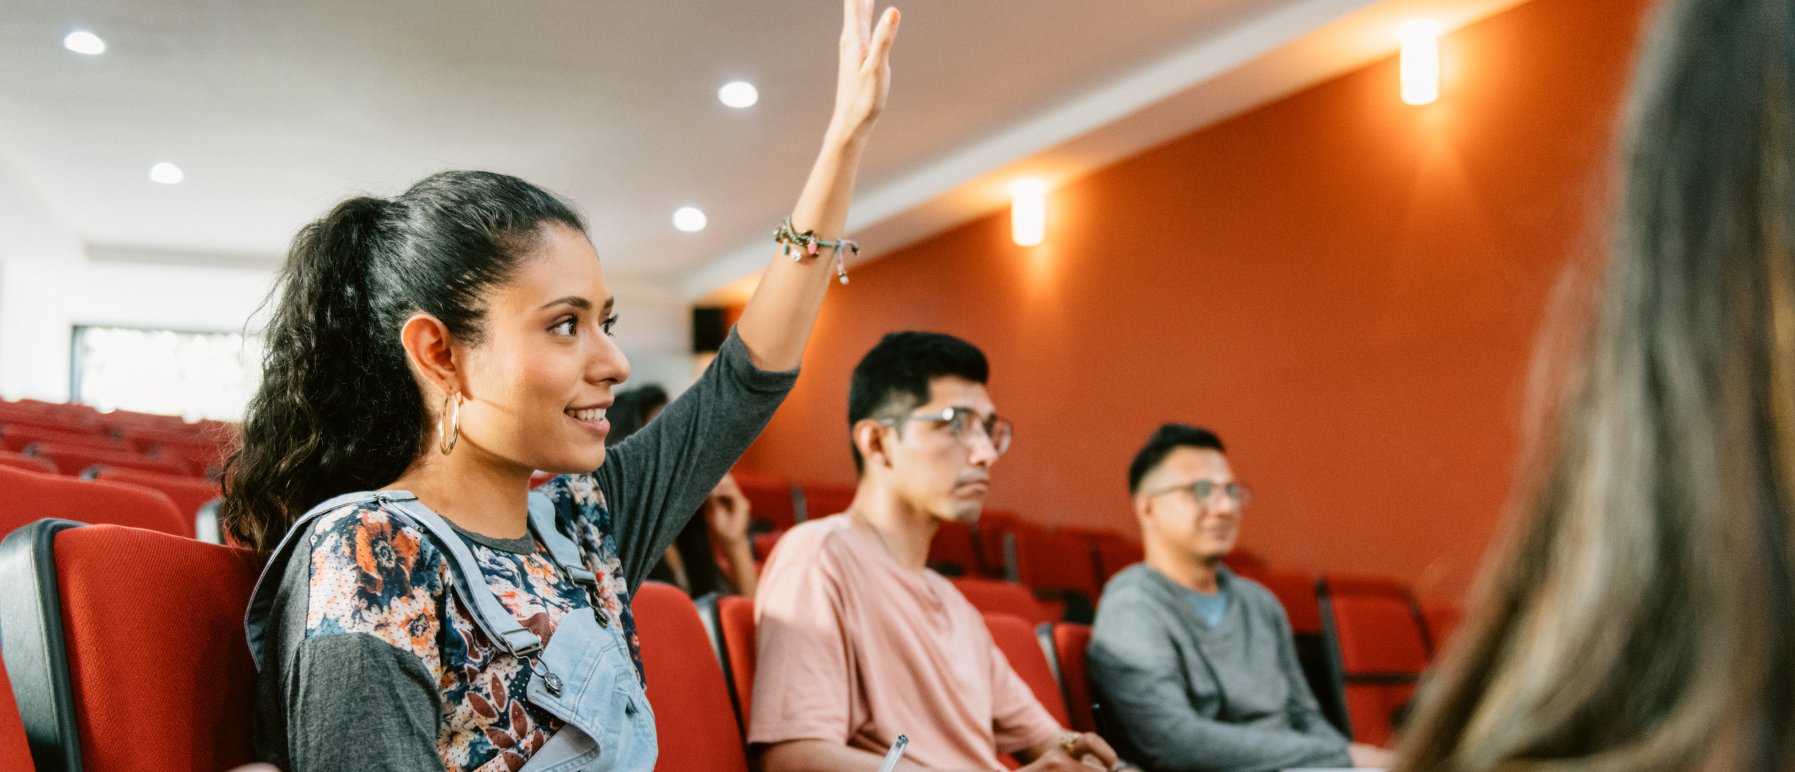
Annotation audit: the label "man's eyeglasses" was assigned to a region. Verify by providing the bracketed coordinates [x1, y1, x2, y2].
[881, 406, 1013, 456]
[1146, 479, 1252, 509]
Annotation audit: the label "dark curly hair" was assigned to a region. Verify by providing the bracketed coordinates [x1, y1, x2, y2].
[220, 171, 584, 551]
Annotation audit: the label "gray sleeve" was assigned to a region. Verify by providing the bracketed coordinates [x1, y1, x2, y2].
[595, 327, 799, 590]
[286, 633, 444, 772]
[1088, 595, 1351, 772]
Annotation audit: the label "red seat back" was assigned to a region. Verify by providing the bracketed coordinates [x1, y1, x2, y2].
[1321, 576, 1431, 746]
[632, 583, 750, 772]
[716, 595, 757, 733]
[1093, 536, 1142, 585]
[1251, 569, 1322, 634]
[0, 652, 32, 770]
[797, 483, 854, 522]
[0, 451, 57, 475]
[733, 473, 798, 531]
[949, 577, 1052, 626]
[1012, 528, 1102, 602]
[0, 522, 262, 770]
[1422, 601, 1463, 655]
[927, 519, 978, 575]
[26, 443, 192, 478]
[981, 613, 1068, 726]
[0, 465, 189, 538]
[87, 467, 221, 522]
[0, 425, 118, 454]
[1047, 623, 1095, 732]
[976, 510, 1021, 577]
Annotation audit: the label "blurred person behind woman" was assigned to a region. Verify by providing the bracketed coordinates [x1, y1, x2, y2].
[1395, 0, 1795, 769]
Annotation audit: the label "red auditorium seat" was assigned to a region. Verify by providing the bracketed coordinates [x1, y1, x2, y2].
[1249, 569, 1323, 635]
[0, 522, 262, 771]
[1010, 527, 1103, 610]
[0, 652, 32, 771]
[715, 595, 757, 732]
[732, 471, 799, 531]
[950, 577, 1053, 626]
[1092, 536, 1143, 584]
[0, 425, 119, 454]
[1041, 622, 1097, 732]
[25, 443, 192, 478]
[975, 509, 1020, 577]
[981, 613, 1069, 727]
[632, 583, 750, 771]
[797, 483, 854, 522]
[1320, 576, 1432, 746]
[0, 465, 190, 538]
[927, 519, 978, 576]
[0, 450, 56, 475]
[87, 466, 222, 523]
[750, 530, 784, 563]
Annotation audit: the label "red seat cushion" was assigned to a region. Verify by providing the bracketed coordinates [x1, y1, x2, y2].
[1012, 528, 1102, 601]
[633, 583, 749, 771]
[1051, 623, 1096, 732]
[89, 466, 221, 521]
[717, 595, 757, 733]
[950, 577, 1053, 626]
[983, 613, 1068, 727]
[56, 525, 263, 769]
[0, 652, 31, 768]
[0, 465, 189, 537]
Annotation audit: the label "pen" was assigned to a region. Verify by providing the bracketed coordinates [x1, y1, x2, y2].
[876, 734, 909, 772]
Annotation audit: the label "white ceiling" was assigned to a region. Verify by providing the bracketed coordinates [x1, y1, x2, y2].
[0, 0, 1525, 299]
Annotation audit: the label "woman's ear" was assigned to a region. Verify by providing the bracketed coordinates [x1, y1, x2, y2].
[399, 312, 460, 398]
[853, 419, 891, 470]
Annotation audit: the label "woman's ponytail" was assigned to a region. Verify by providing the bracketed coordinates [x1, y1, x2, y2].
[221, 196, 425, 550]
[221, 171, 585, 551]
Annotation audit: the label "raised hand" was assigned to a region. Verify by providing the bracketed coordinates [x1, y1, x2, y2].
[705, 473, 753, 548]
[831, 0, 901, 141]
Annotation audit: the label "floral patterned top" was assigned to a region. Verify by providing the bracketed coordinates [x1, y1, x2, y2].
[252, 330, 797, 772]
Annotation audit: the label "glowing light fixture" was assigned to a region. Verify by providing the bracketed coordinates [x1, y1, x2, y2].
[1399, 20, 1443, 105]
[149, 162, 184, 184]
[718, 81, 759, 109]
[1010, 177, 1047, 247]
[673, 206, 708, 232]
[64, 30, 106, 55]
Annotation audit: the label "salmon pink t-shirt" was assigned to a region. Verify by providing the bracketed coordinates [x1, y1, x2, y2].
[748, 515, 1062, 769]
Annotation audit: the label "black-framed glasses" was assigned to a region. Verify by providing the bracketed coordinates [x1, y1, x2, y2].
[1146, 479, 1252, 509]
[880, 406, 1013, 456]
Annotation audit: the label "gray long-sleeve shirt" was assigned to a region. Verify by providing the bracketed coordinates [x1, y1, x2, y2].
[1088, 564, 1351, 772]
[252, 328, 796, 771]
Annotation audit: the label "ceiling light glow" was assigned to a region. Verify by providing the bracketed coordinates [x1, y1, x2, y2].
[1011, 178, 1048, 247]
[1398, 20, 1443, 106]
[718, 81, 759, 109]
[149, 162, 184, 185]
[673, 206, 708, 232]
[64, 30, 106, 55]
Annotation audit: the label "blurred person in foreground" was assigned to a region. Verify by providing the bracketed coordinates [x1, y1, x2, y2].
[1395, 0, 1795, 768]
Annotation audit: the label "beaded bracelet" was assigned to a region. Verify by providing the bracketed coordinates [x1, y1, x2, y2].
[773, 217, 858, 285]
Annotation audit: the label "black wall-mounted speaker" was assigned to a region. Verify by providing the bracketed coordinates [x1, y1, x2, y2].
[692, 306, 728, 354]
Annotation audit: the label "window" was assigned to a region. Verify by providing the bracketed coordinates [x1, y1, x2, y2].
[70, 326, 262, 421]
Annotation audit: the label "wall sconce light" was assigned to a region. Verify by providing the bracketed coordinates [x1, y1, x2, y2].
[1399, 20, 1442, 105]
[1011, 177, 1047, 247]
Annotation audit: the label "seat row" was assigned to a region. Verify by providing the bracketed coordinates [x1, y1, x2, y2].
[0, 399, 233, 480]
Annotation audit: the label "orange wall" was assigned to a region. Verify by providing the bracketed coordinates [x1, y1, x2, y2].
[739, 0, 1652, 602]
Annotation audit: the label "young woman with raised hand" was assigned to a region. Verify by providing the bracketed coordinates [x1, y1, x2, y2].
[226, 3, 900, 769]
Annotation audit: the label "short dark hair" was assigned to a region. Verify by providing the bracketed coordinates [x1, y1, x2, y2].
[606, 384, 669, 447]
[1127, 423, 1226, 493]
[847, 331, 989, 472]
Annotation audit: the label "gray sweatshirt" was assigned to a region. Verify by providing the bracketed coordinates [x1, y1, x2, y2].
[1088, 564, 1351, 772]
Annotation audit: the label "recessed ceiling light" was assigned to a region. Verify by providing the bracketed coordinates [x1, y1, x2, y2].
[63, 30, 106, 55]
[673, 207, 707, 232]
[718, 81, 759, 109]
[149, 162, 184, 185]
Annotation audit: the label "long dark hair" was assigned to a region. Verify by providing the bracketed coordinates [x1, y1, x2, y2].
[221, 171, 585, 551]
[1396, 0, 1795, 768]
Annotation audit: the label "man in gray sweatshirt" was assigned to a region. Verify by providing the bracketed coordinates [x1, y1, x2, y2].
[1088, 424, 1394, 772]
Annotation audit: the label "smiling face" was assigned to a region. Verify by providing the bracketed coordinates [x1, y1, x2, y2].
[450, 224, 631, 474]
[875, 375, 1001, 524]
[1137, 447, 1242, 565]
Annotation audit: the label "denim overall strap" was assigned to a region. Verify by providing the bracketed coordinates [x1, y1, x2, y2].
[244, 490, 544, 671]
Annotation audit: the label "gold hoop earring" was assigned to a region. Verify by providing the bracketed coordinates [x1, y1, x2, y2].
[438, 391, 461, 455]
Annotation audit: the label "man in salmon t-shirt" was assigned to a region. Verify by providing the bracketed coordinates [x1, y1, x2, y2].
[750, 332, 1126, 771]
